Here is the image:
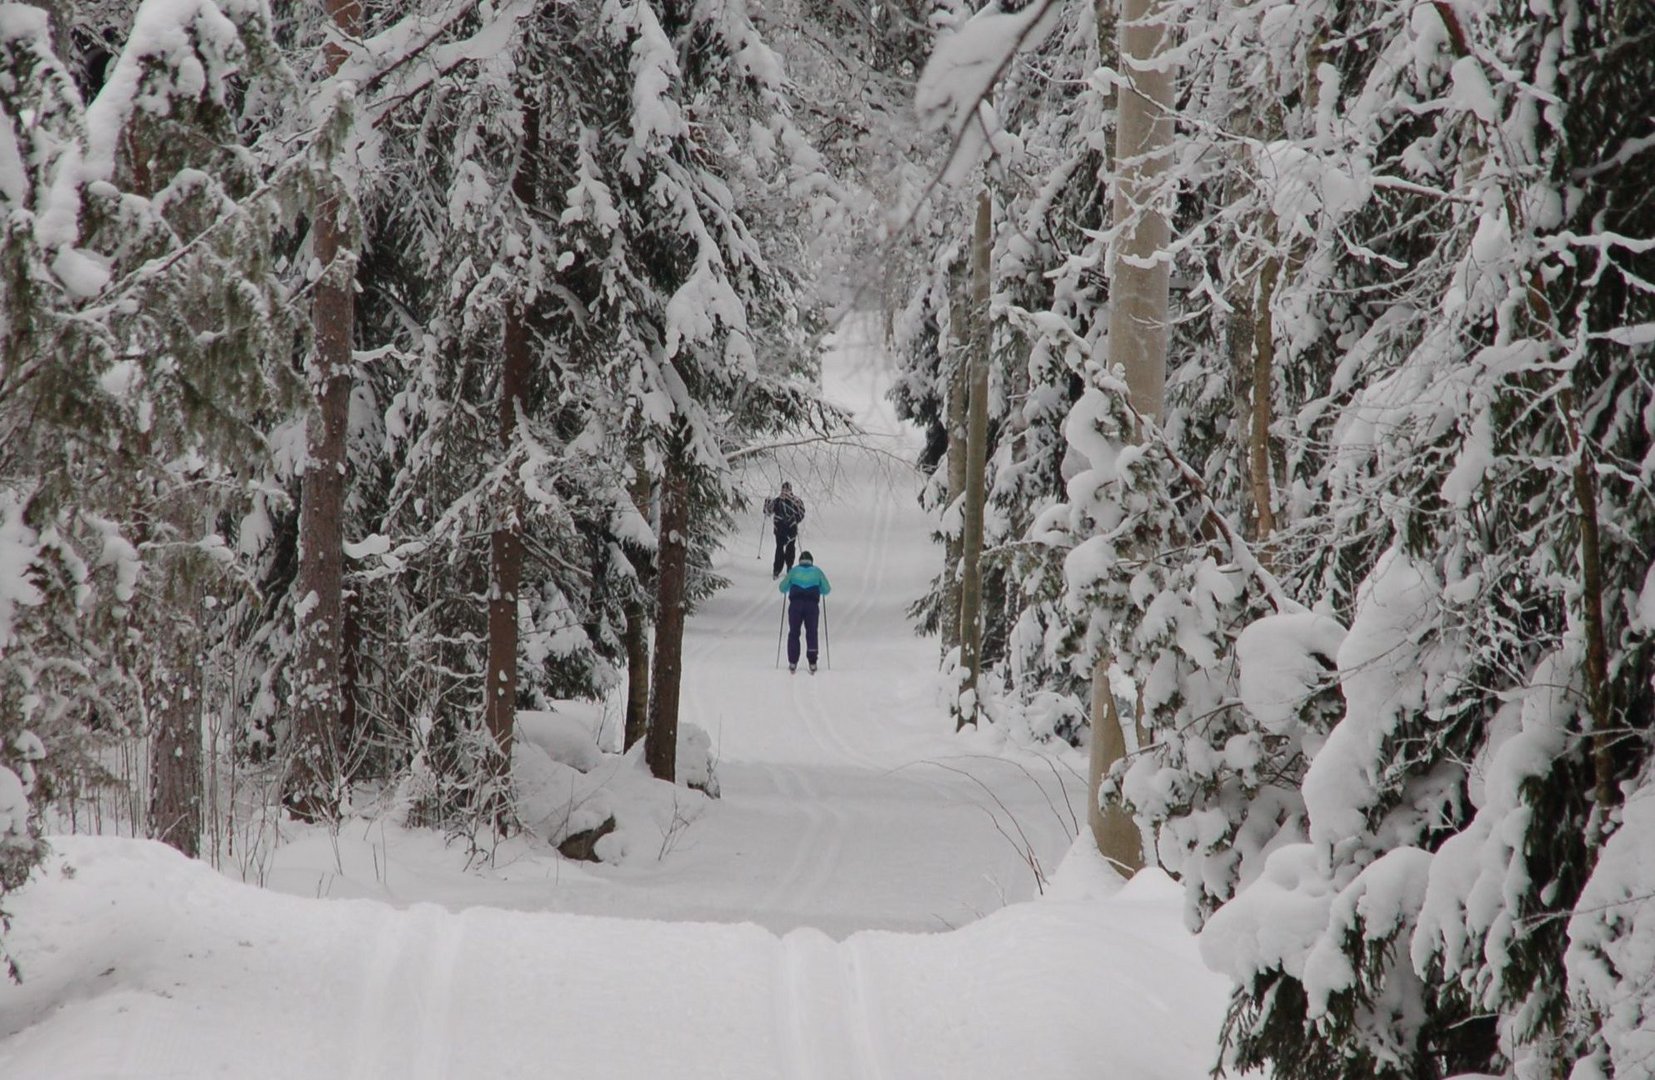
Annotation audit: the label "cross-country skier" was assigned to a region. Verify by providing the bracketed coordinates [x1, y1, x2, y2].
[763, 482, 806, 579]
[778, 551, 831, 674]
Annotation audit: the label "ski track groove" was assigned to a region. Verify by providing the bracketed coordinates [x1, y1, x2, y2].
[773, 929, 885, 1080]
[413, 908, 464, 1080]
[775, 932, 817, 1080]
[755, 758, 846, 922]
[347, 916, 407, 1080]
[752, 765, 811, 914]
[831, 475, 892, 650]
[842, 937, 888, 1080]
[688, 568, 779, 665]
[787, 760, 849, 918]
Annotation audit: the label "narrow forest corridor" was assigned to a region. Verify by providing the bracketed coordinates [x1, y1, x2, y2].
[0, 329, 1229, 1080]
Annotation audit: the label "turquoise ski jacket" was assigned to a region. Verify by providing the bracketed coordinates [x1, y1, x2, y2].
[778, 564, 831, 597]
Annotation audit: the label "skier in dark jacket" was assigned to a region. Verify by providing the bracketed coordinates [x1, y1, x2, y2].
[763, 482, 806, 579]
[778, 551, 831, 673]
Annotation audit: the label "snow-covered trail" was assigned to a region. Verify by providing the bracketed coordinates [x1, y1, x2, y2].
[665, 399, 1084, 935]
[609, 322, 1086, 935]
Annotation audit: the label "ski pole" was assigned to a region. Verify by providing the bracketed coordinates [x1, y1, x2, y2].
[822, 598, 830, 670]
[775, 598, 786, 668]
[757, 508, 764, 559]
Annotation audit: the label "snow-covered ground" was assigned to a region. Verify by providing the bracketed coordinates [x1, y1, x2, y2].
[0, 323, 1233, 1078]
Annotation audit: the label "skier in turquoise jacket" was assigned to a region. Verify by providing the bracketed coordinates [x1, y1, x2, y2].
[778, 551, 831, 673]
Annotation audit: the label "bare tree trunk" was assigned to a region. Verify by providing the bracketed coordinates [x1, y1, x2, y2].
[1085, 0, 1175, 868]
[286, 0, 362, 823]
[623, 600, 651, 750]
[956, 188, 993, 729]
[484, 516, 523, 756]
[1109, 0, 1174, 424]
[1561, 391, 1617, 839]
[1248, 247, 1280, 546]
[484, 97, 540, 771]
[624, 466, 653, 751]
[1086, 658, 1143, 872]
[645, 449, 690, 781]
[150, 581, 203, 859]
[942, 279, 969, 661]
[150, 665, 203, 856]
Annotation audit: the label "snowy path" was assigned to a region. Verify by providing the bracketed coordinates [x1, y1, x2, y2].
[0, 327, 1232, 1078]
[664, 434, 1084, 937]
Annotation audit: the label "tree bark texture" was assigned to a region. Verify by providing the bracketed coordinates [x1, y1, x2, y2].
[645, 451, 690, 781]
[942, 267, 969, 659]
[286, 0, 362, 822]
[1248, 247, 1280, 545]
[1086, 656, 1144, 872]
[484, 96, 540, 767]
[1108, 0, 1175, 427]
[956, 188, 993, 729]
[150, 661, 204, 858]
[149, 583, 204, 859]
[1561, 391, 1617, 837]
[624, 466, 654, 751]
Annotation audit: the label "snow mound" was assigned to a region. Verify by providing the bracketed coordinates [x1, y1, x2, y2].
[512, 721, 716, 863]
[516, 709, 603, 772]
[1, 834, 1232, 1080]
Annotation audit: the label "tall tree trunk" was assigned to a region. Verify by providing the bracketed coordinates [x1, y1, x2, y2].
[484, 97, 541, 772]
[645, 448, 690, 781]
[623, 464, 653, 751]
[1086, 0, 1175, 869]
[941, 265, 969, 660]
[1109, 0, 1174, 425]
[1248, 246, 1280, 547]
[956, 188, 993, 729]
[286, 0, 362, 823]
[149, 605, 203, 859]
[1562, 390, 1617, 840]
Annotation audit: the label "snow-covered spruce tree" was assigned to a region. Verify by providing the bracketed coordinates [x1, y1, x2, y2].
[543, 0, 827, 782]
[0, 1, 299, 861]
[335, 2, 628, 826]
[1185, 3, 1655, 1078]
[980, 0, 1130, 746]
[895, 0, 1093, 735]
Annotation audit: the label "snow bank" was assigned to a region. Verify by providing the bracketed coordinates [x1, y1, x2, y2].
[516, 709, 604, 773]
[0, 835, 1230, 1080]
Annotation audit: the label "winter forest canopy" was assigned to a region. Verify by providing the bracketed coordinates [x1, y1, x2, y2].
[2, 0, 1653, 1077]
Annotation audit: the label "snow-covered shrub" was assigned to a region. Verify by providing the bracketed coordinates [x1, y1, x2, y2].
[511, 720, 716, 864]
[1, 730, 48, 982]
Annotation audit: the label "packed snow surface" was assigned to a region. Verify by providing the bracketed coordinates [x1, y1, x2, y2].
[0, 322, 1231, 1078]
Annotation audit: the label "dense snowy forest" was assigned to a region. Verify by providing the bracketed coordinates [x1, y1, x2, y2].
[2, 0, 1653, 1077]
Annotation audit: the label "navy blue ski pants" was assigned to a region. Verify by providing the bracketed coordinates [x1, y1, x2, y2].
[786, 593, 820, 667]
[772, 528, 798, 577]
